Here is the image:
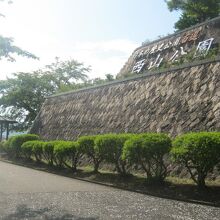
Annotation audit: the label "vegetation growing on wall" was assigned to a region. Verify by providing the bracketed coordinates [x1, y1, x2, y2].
[119, 45, 220, 80]
[158, 46, 220, 71]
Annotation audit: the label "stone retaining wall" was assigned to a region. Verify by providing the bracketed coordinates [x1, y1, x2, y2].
[30, 59, 220, 140]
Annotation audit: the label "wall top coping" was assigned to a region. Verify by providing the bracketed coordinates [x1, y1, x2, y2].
[48, 56, 220, 99]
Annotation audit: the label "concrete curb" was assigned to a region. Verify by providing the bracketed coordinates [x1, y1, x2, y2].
[0, 158, 219, 208]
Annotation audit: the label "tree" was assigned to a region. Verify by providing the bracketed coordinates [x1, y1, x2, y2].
[0, 36, 38, 61]
[165, 0, 220, 30]
[105, 74, 114, 82]
[85, 74, 115, 87]
[0, 0, 37, 61]
[45, 57, 89, 88]
[0, 58, 90, 130]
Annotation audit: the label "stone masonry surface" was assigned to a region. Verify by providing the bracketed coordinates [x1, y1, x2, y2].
[30, 59, 220, 140]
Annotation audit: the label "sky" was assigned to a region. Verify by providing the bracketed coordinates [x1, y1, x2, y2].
[0, 0, 180, 80]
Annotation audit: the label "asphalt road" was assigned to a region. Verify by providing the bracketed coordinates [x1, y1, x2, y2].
[0, 161, 220, 220]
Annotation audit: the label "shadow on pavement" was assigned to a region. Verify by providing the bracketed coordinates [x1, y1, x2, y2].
[2, 204, 98, 220]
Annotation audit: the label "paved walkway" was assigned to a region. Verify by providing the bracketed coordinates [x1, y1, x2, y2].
[0, 160, 220, 219]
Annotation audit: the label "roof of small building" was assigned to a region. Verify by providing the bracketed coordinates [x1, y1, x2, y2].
[0, 116, 17, 123]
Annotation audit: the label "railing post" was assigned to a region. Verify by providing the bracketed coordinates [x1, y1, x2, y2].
[6, 123, 9, 140]
[0, 123, 3, 141]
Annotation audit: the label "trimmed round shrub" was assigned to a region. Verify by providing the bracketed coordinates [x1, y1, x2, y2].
[42, 141, 64, 165]
[21, 141, 34, 159]
[78, 135, 102, 173]
[95, 133, 134, 175]
[54, 141, 80, 171]
[122, 133, 171, 182]
[0, 140, 7, 153]
[2, 138, 14, 156]
[171, 132, 220, 189]
[8, 134, 39, 158]
[21, 140, 44, 161]
[31, 141, 44, 162]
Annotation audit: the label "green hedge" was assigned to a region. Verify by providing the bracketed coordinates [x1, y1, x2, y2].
[0, 140, 7, 153]
[3, 132, 220, 187]
[54, 141, 80, 171]
[95, 133, 134, 175]
[42, 141, 63, 165]
[21, 140, 45, 161]
[123, 133, 171, 182]
[31, 141, 44, 162]
[6, 134, 39, 158]
[78, 135, 102, 173]
[171, 132, 220, 188]
[21, 141, 34, 159]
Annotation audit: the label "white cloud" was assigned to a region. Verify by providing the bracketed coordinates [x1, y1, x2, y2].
[0, 39, 139, 79]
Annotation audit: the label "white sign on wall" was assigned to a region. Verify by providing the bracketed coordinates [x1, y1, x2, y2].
[132, 37, 214, 74]
[194, 38, 214, 58]
[132, 59, 146, 73]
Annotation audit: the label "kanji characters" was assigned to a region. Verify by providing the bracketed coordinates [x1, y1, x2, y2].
[132, 59, 146, 73]
[194, 38, 214, 57]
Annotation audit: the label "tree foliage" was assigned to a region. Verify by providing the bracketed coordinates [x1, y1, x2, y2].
[0, 36, 38, 61]
[0, 0, 37, 61]
[45, 57, 89, 88]
[0, 58, 90, 129]
[165, 0, 220, 30]
[0, 0, 13, 18]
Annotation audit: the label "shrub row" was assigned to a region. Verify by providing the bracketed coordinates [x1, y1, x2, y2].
[1, 132, 220, 188]
[2, 134, 39, 158]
